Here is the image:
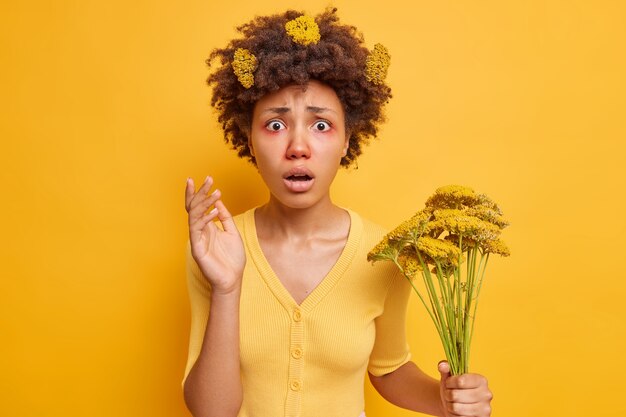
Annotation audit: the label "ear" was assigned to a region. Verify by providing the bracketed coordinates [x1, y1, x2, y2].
[247, 134, 255, 157]
[342, 134, 350, 157]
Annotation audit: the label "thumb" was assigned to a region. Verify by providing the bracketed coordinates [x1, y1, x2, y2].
[438, 360, 451, 417]
[438, 360, 451, 385]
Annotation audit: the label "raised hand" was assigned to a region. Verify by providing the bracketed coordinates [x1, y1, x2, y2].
[438, 360, 493, 417]
[185, 176, 246, 295]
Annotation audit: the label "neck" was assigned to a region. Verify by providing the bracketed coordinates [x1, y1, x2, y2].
[255, 194, 346, 240]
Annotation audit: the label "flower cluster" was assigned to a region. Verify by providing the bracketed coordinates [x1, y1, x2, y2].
[365, 43, 391, 85]
[368, 185, 509, 270]
[230, 13, 390, 89]
[231, 48, 257, 89]
[368, 185, 510, 375]
[284, 15, 321, 46]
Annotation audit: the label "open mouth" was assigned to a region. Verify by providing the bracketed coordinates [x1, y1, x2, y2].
[286, 174, 313, 182]
[283, 168, 315, 192]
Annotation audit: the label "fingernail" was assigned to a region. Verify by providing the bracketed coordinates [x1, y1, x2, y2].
[211, 189, 219, 196]
[204, 176, 210, 183]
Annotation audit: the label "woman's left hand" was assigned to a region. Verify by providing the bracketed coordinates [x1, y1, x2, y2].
[437, 360, 493, 417]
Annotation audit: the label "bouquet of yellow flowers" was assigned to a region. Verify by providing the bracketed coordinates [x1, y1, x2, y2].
[368, 185, 509, 375]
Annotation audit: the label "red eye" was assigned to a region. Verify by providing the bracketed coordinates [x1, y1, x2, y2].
[314, 121, 331, 132]
[266, 120, 286, 131]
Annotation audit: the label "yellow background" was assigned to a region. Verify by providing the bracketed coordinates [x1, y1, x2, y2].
[1, 0, 624, 416]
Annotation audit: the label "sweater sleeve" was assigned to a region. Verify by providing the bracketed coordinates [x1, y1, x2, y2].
[367, 267, 412, 376]
[181, 239, 212, 389]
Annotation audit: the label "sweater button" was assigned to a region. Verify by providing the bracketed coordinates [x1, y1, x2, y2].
[289, 380, 302, 391]
[293, 308, 302, 322]
[291, 347, 303, 359]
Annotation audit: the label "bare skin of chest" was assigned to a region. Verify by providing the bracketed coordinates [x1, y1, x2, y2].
[260, 237, 346, 305]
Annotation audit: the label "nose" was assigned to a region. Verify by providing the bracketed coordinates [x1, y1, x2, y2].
[285, 126, 311, 160]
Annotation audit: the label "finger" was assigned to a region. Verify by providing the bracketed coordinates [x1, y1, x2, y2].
[189, 207, 219, 242]
[188, 176, 215, 212]
[445, 400, 473, 416]
[184, 177, 195, 212]
[214, 199, 237, 233]
[188, 189, 222, 224]
[189, 176, 215, 212]
[185, 176, 207, 211]
[446, 373, 488, 389]
[194, 208, 220, 230]
[443, 386, 492, 403]
[445, 400, 492, 417]
[438, 360, 451, 386]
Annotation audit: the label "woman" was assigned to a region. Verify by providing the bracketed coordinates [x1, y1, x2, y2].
[183, 9, 493, 417]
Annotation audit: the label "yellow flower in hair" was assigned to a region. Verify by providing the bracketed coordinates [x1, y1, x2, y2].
[285, 15, 321, 46]
[232, 48, 257, 89]
[365, 43, 391, 85]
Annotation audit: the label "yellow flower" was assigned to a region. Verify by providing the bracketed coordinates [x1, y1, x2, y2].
[427, 209, 500, 242]
[365, 43, 391, 85]
[445, 234, 478, 250]
[386, 208, 432, 241]
[416, 236, 461, 265]
[425, 185, 480, 210]
[481, 238, 511, 256]
[398, 247, 422, 278]
[285, 15, 321, 46]
[476, 193, 503, 215]
[367, 237, 396, 262]
[465, 205, 509, 230]
[366, 184, 509, 376]
[232, 48, 257, 89]
[368, 209, 432, 263]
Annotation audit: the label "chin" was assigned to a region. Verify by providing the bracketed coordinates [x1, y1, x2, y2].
[272, 192, 325, 211]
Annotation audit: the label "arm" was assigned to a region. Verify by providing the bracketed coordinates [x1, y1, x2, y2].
[366, 263, 492, 417]
[369, 360, 493, 417]
[369, 361, 443, 416]
[182, 176, 246, 417]
[184, 288, 242, 417]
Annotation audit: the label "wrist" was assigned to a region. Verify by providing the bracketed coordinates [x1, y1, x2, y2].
[437, 396, 447, 417]
[211, 283, 242, 299]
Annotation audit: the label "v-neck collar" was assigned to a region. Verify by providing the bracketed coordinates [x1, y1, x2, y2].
[242, 206, 362, 313]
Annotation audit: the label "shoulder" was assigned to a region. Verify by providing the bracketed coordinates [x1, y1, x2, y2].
[346, 209, 394, 271]
[348, 210, 390, 247]
[346, 210, 407, 293]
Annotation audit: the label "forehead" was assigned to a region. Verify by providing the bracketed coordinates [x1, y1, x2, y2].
[255, 80, 343, 110]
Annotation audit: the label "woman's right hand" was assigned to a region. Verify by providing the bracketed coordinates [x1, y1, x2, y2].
[185, 176, 246, 295]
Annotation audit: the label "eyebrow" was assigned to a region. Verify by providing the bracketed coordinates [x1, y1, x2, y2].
[262, 106, 337, 115]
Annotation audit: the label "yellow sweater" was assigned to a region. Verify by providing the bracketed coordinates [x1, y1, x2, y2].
[183, 207, 412, 417]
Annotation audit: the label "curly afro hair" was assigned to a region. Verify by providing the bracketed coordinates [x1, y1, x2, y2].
[206, 7, 392, 167]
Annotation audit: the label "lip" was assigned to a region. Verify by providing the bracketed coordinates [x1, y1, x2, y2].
[283, 166, 315, 193]
[282, 166, 315, 179]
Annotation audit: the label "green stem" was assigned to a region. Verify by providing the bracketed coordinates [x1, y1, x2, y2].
[392, 259, 441, 336]
[416, 251, 459, 373]
[469, 252, 490, 355]
[462, 247, 478, 374]
[435, 261, 456, 352]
